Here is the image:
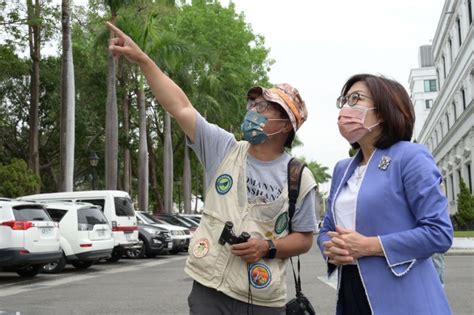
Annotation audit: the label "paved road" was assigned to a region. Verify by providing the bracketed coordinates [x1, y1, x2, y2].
[0, 248, 473, 314]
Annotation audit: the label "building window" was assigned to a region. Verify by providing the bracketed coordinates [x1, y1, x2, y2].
[435, 130, 439, 145]
[452, 102, 457, 120]
[468, 0, 473, 25]
[442, 55, 447, 78]
[424, 79, 437, 92]
[425, 99, 433, 109]
[467, 163, 472, 193]
[440, 121, 444, 136]
[445, 112, 450, 130]
[457, 17, 462, 46]
[461, 88, 467, 110]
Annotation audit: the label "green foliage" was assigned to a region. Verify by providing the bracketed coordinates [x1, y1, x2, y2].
[297, 156, 331, 185]
[0, 159, 39, 197]
[454, 178, 474, 229]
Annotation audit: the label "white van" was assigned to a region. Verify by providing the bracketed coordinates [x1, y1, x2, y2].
[40, 201, 114, 273]
[19, 190, 140, 262]
[0, 200, 61, 277]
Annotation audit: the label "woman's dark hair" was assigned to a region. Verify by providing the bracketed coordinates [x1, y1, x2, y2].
[341, 74, 415, 149]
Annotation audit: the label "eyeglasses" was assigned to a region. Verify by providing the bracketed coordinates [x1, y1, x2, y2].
[336, 92, 374, 109]
[247, 100, 277, 114]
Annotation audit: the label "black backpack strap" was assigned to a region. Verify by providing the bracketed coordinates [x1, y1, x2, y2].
[287, 157, 306, 233]
[287, 158, 306, 299]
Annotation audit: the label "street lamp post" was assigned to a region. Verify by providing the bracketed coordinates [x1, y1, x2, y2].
[89, 151, 99, 190]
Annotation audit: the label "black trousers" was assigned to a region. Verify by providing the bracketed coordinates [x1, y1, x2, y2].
[340, 265, 371, 315]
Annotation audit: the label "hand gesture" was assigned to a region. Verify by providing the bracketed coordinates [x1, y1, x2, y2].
[231, 238, 269, 263]
[106, 21, 148, 64]
[327, 225, 376, 262]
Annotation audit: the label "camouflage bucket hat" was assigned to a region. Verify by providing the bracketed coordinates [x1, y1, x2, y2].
[247, 83, 308, 132]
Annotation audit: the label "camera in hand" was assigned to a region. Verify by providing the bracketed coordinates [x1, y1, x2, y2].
[218, 221, 250, 245]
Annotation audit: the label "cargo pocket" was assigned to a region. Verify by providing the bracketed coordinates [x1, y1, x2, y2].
[226, 257, 284, 302]
[187, 209, 228, 281]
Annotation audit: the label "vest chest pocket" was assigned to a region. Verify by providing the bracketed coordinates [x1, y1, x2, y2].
[187, 210, 229, 281]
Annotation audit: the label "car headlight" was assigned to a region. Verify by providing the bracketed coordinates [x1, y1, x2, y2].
[143, 227, 160, 235]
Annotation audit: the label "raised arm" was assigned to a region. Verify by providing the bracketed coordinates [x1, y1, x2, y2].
[106, 22, 198, 142]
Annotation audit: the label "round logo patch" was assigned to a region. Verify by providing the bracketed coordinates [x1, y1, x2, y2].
[192, 238, 210, 258]
[248, 263, 272, 289]
[215, 174, 233, 195]
[274, 212, 289, 234]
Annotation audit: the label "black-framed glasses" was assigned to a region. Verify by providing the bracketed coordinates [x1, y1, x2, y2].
[247, 100, 276, 114]
[336, 92, 374, 109]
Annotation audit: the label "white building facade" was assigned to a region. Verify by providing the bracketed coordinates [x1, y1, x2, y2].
[408, 45, 439, 140]
[417, 0, 474, 215]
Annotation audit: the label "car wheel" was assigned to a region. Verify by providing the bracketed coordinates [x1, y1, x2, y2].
[42, 255, 67, 274]
[106, 248, 122, 262]
[71, 260, 94, 270]
[126, 244, 145, 259]
[16, 265, 42, 278]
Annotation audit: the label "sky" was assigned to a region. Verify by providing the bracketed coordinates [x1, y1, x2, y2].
[219, 0, 446, 192]
[71, 0, 446, 192]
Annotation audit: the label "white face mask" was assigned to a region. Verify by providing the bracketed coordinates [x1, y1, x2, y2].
[337, 105, 380, 143]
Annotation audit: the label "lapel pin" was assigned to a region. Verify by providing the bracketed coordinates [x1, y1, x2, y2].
[378, 155, 391, 171]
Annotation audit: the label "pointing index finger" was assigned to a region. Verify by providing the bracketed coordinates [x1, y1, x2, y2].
[106, 21, 125, 38]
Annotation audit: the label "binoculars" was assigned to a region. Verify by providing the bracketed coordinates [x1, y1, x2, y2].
[218, 221, 250, 245]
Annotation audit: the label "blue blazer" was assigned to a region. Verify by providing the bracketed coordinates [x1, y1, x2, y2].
[318, 141, 453, 315]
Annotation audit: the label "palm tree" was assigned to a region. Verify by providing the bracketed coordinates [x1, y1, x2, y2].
[59, 0, 75, 192]
[26, 0, 41, 192]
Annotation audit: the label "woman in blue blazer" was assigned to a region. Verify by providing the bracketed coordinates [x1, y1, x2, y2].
[317, 74, 453, 315]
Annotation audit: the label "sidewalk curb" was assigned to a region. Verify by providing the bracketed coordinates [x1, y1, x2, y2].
[446, 249, 474, 256]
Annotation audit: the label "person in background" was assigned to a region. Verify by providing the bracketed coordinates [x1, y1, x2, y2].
[318, 73, 453, 315]
[106, 22, 318, 315]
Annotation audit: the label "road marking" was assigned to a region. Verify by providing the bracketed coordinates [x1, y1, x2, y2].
[317, 275, 337, 290]
[0, 256, 187, 298]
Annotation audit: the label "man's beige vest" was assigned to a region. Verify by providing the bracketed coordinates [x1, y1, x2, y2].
[185, 141, 316, 307]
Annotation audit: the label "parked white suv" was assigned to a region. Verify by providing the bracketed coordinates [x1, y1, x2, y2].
[19, 190, 140, 262]
[135, 211, 191, 254]
[0, 200, 61, 277]
[40, 201, 114, 273]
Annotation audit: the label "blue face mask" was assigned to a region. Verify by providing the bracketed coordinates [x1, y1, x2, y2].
[240, 110, 286, 145]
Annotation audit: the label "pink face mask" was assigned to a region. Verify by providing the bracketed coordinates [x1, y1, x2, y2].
[337, 105, 380, 144]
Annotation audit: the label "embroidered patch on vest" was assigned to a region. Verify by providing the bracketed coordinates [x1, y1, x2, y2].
[215, 174, 233, 194]
[248, 263, 272, 289]
[274, 212, 289, 234]
[265, 231, 274, 238]
[192, 238, 210, 258]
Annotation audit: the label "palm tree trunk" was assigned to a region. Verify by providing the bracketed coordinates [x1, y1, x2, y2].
[27, 0, 41, 192]
[163, 112, 173, 213]
[105, 15, 118, 190]
[122, 91, 131, 193]
[183, 143, 191, 213]
[137, 85, 148, 212]
[147, 123, 164, 214]
[59, 0, 75, 192]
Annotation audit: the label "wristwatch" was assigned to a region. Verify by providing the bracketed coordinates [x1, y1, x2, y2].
[265, 239, 277, 259]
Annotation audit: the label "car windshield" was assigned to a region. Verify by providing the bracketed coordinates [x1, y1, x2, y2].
[78, 207, 108, 225]
[140, 212, 160, 224]
[114, 197, 135, 216]
[161, 215, 192, 228]
[46, 208, 68, 222]
[13, 206, 51, 221]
